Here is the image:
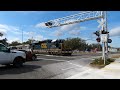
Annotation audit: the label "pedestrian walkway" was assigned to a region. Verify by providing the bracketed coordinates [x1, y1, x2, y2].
[67, 58, 120, 79]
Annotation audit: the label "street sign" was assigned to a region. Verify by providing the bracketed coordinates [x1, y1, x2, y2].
[101, 34, 107, 42]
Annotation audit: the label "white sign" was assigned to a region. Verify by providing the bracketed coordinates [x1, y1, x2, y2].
[101, 34, 107, 42]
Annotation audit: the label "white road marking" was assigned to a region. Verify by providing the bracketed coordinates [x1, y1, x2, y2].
[67, 61, 83, 68]
[62, 59, 91, 71]
[66, 68, 93, 79]
[37, 58, 67, 62]
[62, 61, 84, 70]
[62, 67, 79, 70]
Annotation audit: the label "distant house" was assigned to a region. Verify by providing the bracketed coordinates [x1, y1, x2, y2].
[108, 47, 118, 52]
[117, 48, 120, 51]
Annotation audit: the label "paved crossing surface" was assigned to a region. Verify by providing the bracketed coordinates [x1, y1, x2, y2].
[0, 53, 108, 79]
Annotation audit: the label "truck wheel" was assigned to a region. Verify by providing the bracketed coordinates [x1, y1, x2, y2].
[4, 64, 11, 67]
[32, 55, 37, 61]
[13, 57, 24, 68]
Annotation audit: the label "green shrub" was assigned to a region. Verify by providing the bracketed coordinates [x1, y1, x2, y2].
[107, 58, 115, 62]
[90, 57, 115, 68]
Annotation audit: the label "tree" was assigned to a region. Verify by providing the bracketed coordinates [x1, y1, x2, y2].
[23, 39, 35, 44]
[9, 41, 22, 46]
[63, 37, 87, 51]
[0, 32, 3, 37]
[88, 43, 102, 51]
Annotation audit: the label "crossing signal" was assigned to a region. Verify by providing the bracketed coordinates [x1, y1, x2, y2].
[93, 31, 100, 36]
[108, 39, 112, 43]
[45, 22, 53, 26]
[101, 30, 109, 34]
[96, 37, 101, 42]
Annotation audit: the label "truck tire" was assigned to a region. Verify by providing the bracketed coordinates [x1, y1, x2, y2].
[32, 55, 37, 61]
[13, 57, 24, 68]
[3, 64, 11, 67]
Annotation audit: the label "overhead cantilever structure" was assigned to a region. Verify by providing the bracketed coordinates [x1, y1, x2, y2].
[44, 11, 104, 28]
[43, 11, 109, 64]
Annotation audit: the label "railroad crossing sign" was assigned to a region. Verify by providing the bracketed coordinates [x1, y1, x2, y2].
[97, 19, 105, 29]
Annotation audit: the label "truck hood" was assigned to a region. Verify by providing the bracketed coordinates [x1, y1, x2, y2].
[11, 50, 25, 54]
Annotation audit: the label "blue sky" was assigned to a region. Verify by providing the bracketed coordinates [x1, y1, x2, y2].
[0, 11, 120, 48]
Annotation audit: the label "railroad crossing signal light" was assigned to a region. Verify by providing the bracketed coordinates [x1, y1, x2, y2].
[45, 22, 53, 26]
[96, 37, 101, 42]
[101, 30, 109, 34]
[93, 31, 100, 36]
[108, 39, 112, 43]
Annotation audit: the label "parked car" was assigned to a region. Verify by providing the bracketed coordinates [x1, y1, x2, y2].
[17, 49, 37, 61]
[0, 43, 26, 68]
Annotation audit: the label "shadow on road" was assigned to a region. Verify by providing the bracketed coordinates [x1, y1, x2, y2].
[0, 64, 41, 75]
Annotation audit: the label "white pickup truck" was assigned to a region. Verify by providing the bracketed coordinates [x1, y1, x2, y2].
[0, 43, 26, 68]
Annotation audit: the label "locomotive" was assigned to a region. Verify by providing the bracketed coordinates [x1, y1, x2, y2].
[30, 39, 72, 56]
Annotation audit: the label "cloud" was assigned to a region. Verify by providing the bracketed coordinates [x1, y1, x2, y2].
[0, 24, 10, 35]
[53, 31, 63, 37]
[0, 24, 21, 35]
[109, 27, 120, 37]
[0, 24, 47, 43]
[7, 37, 21, 43]
[0, 29, 7, 35]
[53, 23, 86, 37]
[69, 30, 80, 35]
[35, 22, 47, 28]
[23, 31, 35, 36]
[24, 31, 46, 41]
[34, 35, 46, 41]
[0, 24, 22, 43]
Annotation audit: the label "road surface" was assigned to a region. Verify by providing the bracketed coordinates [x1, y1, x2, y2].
[0, 53, 115, 79]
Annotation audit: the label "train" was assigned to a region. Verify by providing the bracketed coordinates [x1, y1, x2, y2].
[29, 39, 73, 56]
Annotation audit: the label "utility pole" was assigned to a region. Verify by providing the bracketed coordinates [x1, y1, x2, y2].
[104, 11, 108, 58]
[22, 29, 23, 45]
[21, 25, 26, 45]
[101, 12, 106, 63]
[22, 28, 23, 44]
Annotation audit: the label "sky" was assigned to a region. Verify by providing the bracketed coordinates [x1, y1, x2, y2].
[0, 11, 120, 48]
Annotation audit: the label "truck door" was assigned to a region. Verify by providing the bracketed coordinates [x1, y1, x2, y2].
[0, 44, 11, 64]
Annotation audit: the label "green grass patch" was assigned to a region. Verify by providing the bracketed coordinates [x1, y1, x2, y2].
[90, 57, 115, 69]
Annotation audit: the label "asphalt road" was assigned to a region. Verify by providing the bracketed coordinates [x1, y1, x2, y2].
[0, 53, 113, 79]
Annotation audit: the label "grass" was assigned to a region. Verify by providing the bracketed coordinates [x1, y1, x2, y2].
[90, 57, 115, 69]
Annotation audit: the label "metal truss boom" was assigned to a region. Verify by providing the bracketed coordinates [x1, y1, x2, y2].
[45, 11, 104, 28]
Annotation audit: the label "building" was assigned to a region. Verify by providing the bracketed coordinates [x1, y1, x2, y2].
[108, 47, 118, 52]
